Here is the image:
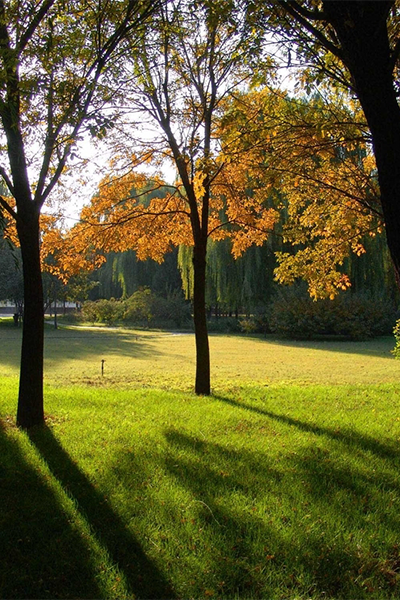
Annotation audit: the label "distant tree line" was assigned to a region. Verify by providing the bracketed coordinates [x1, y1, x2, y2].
[1, 210, 397, 340]
[84, 229, 397, 310]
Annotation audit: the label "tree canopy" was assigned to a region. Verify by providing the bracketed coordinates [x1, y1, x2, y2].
[218, 86, 381, 299]
[264, 1, 400, 288]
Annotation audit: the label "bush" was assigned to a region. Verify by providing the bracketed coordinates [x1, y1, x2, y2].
[269, 286, 396, 340]
[239, 306, 269, 335]
[123, 288, 154, 325]
[207, 317, 240, 333]
[81, 300, 98, 324]
[81, 298, 123, 325]
[392, 320, 400, 358]
[150, 292, 192, 328]
[82, 289, 191, 329]
[239, 317, 258, 334]
[123, 288, 191, 328]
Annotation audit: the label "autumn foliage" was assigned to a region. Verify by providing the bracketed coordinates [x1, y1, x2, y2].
[218, 88, 381, 299]
[60, 166, 278, 277]
[56, 84, 382, 306]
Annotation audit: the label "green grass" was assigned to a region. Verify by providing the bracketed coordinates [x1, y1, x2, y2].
[1, 323, 400, 598]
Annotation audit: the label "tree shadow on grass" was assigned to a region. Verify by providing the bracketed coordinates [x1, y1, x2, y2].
[28, 425, 175, 599]
[246, 333, 396, 359]
[0, 327, 163, 372]
[160, 428, 400, 598]
[44, 328, 163, 360]
[0, 420, 103, 599]
[212, 394, 400, 461]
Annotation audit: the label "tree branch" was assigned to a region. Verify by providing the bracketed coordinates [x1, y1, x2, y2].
[17, 0, 57, 54]
[283, 0, 327, 21]
[0, 165, 15, 196]
[0, 194, 17, 220]
[278, 0, 343, 61]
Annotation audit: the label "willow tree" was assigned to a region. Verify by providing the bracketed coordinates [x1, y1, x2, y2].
[178, 227, 281, 315]
[65, 0, 275, 395]
[0, 0, 161, 428]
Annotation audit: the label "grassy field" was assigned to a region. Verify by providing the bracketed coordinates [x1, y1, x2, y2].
[0, 319, 399, 389]
[1, 321, 400, 598]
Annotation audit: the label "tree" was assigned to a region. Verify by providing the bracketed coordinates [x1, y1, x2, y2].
[218, 86, 381, 299]
[87, 248, 182, 301]
[267, 1, 400, 289]
[0, 0, 161, 428]
[65, 0, 276, 395]
[178, 236, 280, 316]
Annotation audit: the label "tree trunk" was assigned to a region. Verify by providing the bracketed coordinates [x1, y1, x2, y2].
[16, 212, 45, 428]
[355, 84, 400, 286]
[192, 241, 210, 395]
[366, 94, 400, 287]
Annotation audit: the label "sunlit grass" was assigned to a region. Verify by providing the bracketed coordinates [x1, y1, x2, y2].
[0, 321, 398, 390]
[1, 322, 400, 598]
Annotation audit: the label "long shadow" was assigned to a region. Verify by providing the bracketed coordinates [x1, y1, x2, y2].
[160, 429, 396, 598]
[43, 327, 161, 360]
[0, 326, 162, 371]
[235, 331, 396, 359]
[0, 420, 102, 599]
[28, 425, 175, 599]
[212, 394, 400, 461]
[109, 430, 296, 597]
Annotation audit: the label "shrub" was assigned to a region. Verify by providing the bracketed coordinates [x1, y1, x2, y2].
[207, 317, 240, 333]
[269, 285, 396, 340]
[239, 306, 270, 335]
[123, 288, 154, 325]
[392, 320, 400, 358]
[123, 289, 191, 328]
[150, 292, 192, 328]
[239, 317, 258, 334]
[81, 298, 123, 325]
[81, 300, 98, 324]
[82, 289, 191, 329]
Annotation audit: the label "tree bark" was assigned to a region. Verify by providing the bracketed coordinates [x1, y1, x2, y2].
[16, 210, 44, 428]
[363, 88, 400, 287]
[192, 241, 210, 395]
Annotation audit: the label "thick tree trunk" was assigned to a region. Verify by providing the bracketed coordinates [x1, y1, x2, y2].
[355, 83, 400, 286]
[192, 241, 210, 395]
[365, 93, 400, 287]
[16, 212, 45, 428]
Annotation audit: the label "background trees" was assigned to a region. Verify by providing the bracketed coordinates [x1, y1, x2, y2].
[0, 238, 23, 314]
[89, 248, 182, 300]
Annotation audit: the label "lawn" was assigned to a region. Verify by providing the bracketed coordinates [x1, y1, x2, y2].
[1, 322, 400, 598]
[0, 320, 398, 389]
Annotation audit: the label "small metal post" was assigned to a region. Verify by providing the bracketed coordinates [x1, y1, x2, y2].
[101, 359, 105, 376]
